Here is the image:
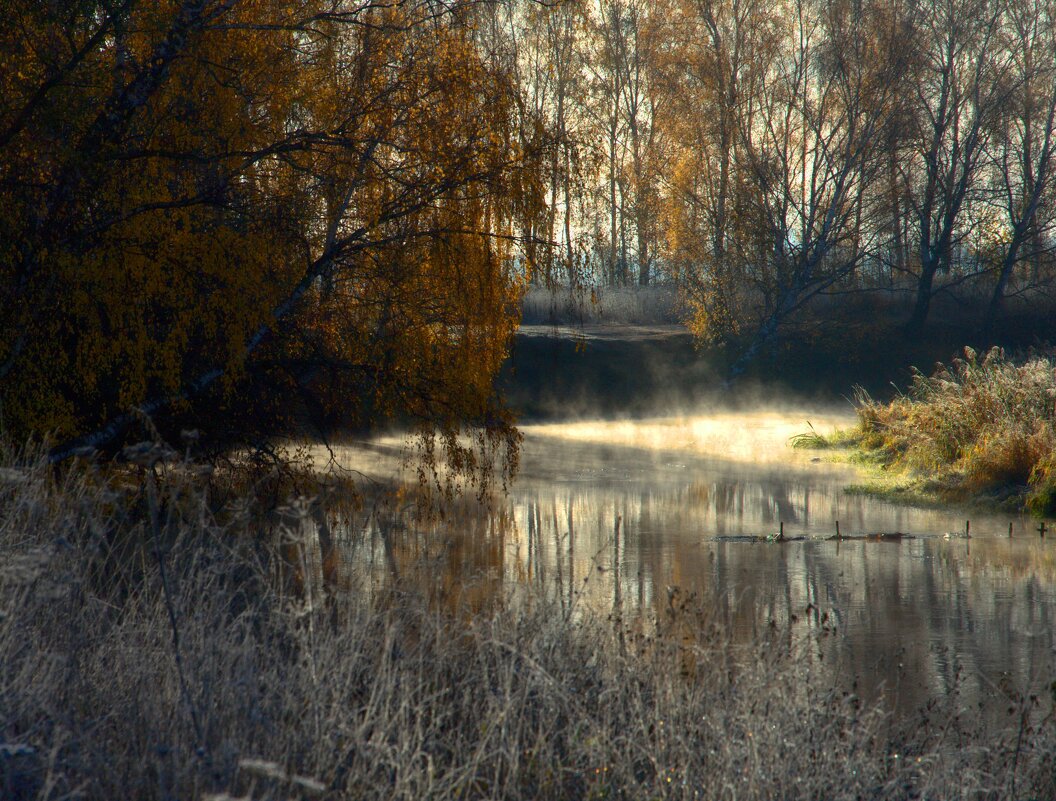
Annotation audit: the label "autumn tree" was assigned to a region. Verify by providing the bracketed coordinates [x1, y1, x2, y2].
[663, 0, 907, 370]
[0, 0, 538, 479]
[661, 0, 781, 334]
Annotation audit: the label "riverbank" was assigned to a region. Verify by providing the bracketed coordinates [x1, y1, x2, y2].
[795, 346, 1056, 516]
[3, 448, 1054, 800]
[504, 288, 1056, 422]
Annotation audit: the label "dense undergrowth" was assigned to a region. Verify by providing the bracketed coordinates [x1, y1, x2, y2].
[804, 346, 1056, 514]
[2, 444, 1055, 800]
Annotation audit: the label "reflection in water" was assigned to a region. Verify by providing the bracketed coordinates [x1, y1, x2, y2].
[324, 410, 1056, 715]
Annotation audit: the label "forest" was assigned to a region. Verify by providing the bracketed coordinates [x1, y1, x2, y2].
[5, 0, 1056, 454]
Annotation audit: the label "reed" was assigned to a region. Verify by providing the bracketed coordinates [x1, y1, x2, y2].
[1, 446, 1053, 800]
[840, 346, 1056, 511]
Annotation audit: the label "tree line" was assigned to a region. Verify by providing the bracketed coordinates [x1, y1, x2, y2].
[3, 0, 1054, 453]
[510, 0, 1056, 356]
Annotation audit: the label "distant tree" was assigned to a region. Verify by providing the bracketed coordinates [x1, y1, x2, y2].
[899, 0, 1010, 333]
[984, 0, 1056, 330]
[512, 0, 591, 285]
[612, 0, 666, 286]
[588, 0, 631, 285]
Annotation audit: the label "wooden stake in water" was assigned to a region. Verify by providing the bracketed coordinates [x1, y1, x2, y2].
[836, 520, 841, 540]
[965, 520, 971, 539]
[779, 521, 784, 541]
[1009, 522, 1013, 539]
[1039, 522, 1048, 538]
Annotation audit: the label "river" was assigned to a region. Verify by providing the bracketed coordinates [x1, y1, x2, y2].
[324, 407, 1056, 716]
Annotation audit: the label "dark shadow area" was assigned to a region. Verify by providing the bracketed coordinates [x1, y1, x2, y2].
[502, 291, 1056, 420]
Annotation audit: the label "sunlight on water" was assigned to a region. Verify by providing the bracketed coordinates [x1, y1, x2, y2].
[521, 408, 854, 464]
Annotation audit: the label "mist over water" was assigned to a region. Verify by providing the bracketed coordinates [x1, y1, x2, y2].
[521, 409, 849, 464]
[327, 405, 1056, 715]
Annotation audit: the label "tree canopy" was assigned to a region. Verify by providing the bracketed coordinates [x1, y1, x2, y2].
[1, 0, 537, 474]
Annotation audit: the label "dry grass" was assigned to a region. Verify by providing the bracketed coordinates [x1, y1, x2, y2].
[2, 444, 1054, 800]
[846, 346, 1056, 511]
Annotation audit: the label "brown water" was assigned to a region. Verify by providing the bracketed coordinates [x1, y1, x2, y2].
[324, 409, 1056, 713]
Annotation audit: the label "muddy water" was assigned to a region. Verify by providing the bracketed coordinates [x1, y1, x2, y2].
[329, 410, 1056, 713]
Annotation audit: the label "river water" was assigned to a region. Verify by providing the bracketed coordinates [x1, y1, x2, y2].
[327, 408, 1056, 714]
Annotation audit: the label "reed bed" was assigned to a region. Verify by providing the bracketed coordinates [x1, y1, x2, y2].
[1, 445, 1054, 800]
[845, 346, 1056, 512]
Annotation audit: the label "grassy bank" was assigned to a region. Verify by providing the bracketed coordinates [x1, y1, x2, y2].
[801, 346, 1056, 515]
[2, 446, 1055, 800]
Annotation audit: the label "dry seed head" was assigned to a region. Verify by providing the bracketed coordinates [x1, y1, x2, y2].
[0, 467, 28, 483]
[238, 759, 287, 780]
[236, 759, 326, 795]
[0, 549, 51, 583]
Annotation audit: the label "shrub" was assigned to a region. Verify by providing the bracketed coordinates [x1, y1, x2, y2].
[1026, 453, 1056, 517]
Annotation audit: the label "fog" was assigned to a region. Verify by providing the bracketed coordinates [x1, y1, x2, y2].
[520, 407, 853, 465]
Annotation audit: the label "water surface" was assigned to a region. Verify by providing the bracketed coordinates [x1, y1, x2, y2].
[328, 409, 1056, 714]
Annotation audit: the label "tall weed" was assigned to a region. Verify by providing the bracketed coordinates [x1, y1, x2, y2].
[1, 447, 1054, 799]
[852, 346, 1056, 505]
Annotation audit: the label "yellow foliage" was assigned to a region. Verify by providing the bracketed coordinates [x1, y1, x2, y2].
[0, 1, 534, 469]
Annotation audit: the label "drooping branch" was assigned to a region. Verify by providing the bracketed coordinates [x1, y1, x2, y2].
[46, 138, 521, 462]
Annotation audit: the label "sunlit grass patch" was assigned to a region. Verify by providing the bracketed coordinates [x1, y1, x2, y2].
[843, 474, 962, 509]
[839, 346, 1056, 513]
[789, 421, 857, 450]
[789, 422, 830, 449]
